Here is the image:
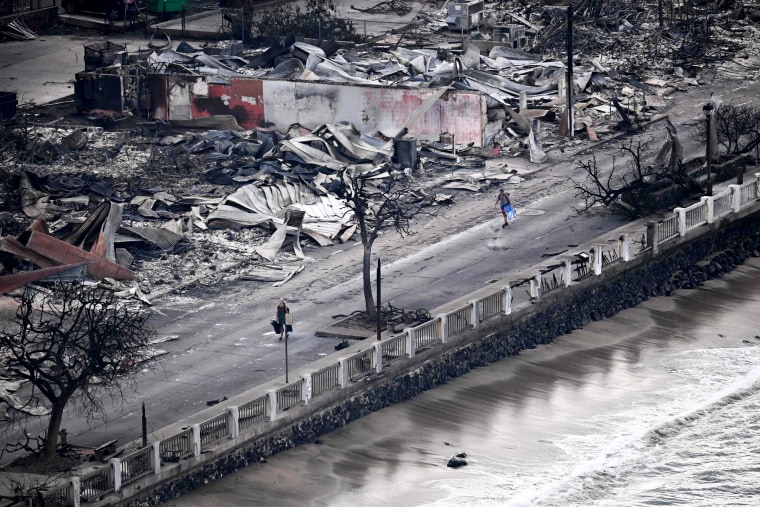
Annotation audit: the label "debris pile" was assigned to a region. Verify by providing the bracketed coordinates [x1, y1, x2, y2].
[0, 117, 519, 302]
[4, 0, 760, 302]
[73, 1, 760, 160]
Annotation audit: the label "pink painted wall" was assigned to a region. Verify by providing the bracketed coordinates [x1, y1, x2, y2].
[149, 75, 487, 146]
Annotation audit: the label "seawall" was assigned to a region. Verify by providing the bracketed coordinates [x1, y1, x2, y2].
[117, 196, 760, 506]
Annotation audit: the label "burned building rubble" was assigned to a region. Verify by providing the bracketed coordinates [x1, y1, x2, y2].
[1, 0, 760, 301]
[0, 117, 507, 300]
[74, 1, 760, 146]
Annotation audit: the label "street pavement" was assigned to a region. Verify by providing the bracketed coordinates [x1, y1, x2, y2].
[1, 15, 759, 463]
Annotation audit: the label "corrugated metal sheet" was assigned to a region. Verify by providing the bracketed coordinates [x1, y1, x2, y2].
[119, 226, 184, 251]
[0, 264, 86, 294]
[207, 182, 352, 239]
[25, 231, 134, 281]
[255, 223, 287, 262]
[0, 236, 57, 268]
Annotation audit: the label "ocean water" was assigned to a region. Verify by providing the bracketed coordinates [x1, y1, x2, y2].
[166, 259, 760, 507]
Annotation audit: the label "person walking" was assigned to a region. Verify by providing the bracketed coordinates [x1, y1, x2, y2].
[495, 189, 511, 228]
[276, 298, 290, 340]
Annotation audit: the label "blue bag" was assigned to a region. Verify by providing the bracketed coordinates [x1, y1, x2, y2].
[503, 204, 517, 222]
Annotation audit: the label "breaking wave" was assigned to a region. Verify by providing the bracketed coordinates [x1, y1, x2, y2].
[506, 354, 760, 507]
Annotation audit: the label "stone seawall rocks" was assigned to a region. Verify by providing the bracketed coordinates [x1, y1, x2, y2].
[127, 212, 760, 507]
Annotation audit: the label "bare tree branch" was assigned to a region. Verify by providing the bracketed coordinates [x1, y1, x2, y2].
[573, 139, 699, 219]
[334, 167, 435, 318]
[691, 102, 760, 158]
[0, 283, 155, 461]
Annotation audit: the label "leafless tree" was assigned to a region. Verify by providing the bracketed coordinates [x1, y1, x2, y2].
[573, 140, 699, 219]
[334, 167, 434, 319]
[0, 283, 155, 461]
[0, 471, 68, 505]
[574, 141, 651, 219]
[712, 103, 760, 157]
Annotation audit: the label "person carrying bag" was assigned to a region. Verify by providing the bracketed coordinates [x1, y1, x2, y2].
[495, 189, 516, 228]
[276, 298, 290, 340]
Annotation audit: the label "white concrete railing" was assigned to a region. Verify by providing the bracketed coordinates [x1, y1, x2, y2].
[712, 189, 732, 219]
[344, 347, 375, 381]
[409, 318, 441, 351]
[198, 412, 230, 450]
[679, 200, 707, 232]
[310, 363, 340, 398]
[380, 333, 408, 366]
[80, 466, 113, 502]
[659, 214, 679, 242]
[53, 174, 760, 507]
[118, 446, 154, 486]
[158, 427, 194, 463]
[237, 395, 267, 430]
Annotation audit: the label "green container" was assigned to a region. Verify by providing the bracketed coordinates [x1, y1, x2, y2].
[146, 0, 188, 14]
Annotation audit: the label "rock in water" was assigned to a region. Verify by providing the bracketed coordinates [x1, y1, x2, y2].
[447, 456, 468, 468]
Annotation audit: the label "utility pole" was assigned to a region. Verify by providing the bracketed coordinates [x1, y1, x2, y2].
[142, 402, 147, 448]
[566, 5, 574, 137]
[376, 258, 382, 341]
[703, 102, 714, 196]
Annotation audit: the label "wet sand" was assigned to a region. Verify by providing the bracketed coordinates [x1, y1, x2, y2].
[164, 258, 760, 507]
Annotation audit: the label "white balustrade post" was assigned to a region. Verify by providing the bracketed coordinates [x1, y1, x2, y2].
[152, 441, 161, 473]
[729, 184, 742, 213]
[437, 314, 448, 343]
[69, 476, 81, 507]
[267, 391, 278, 421]
[675, 207, 687, 236]
[302, 373, 312, 404]
[469, 300, 480, 329]
[755, 173, 760, 198]
[338, 358, 349, 387]
[405, 330, 415, 358]
[191, 424, 201, 456]
[592, 246, 602, 275]
[503, 286, 512, 314]
[562, 259, 573, 286]
[110, 458, 122, 492]
[701, 196, 714, 223]
[529, 272, 542, 301]
[373, 343, 383, 374]
[619, 234, 630, 262]
[227, 406, 239, 439]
